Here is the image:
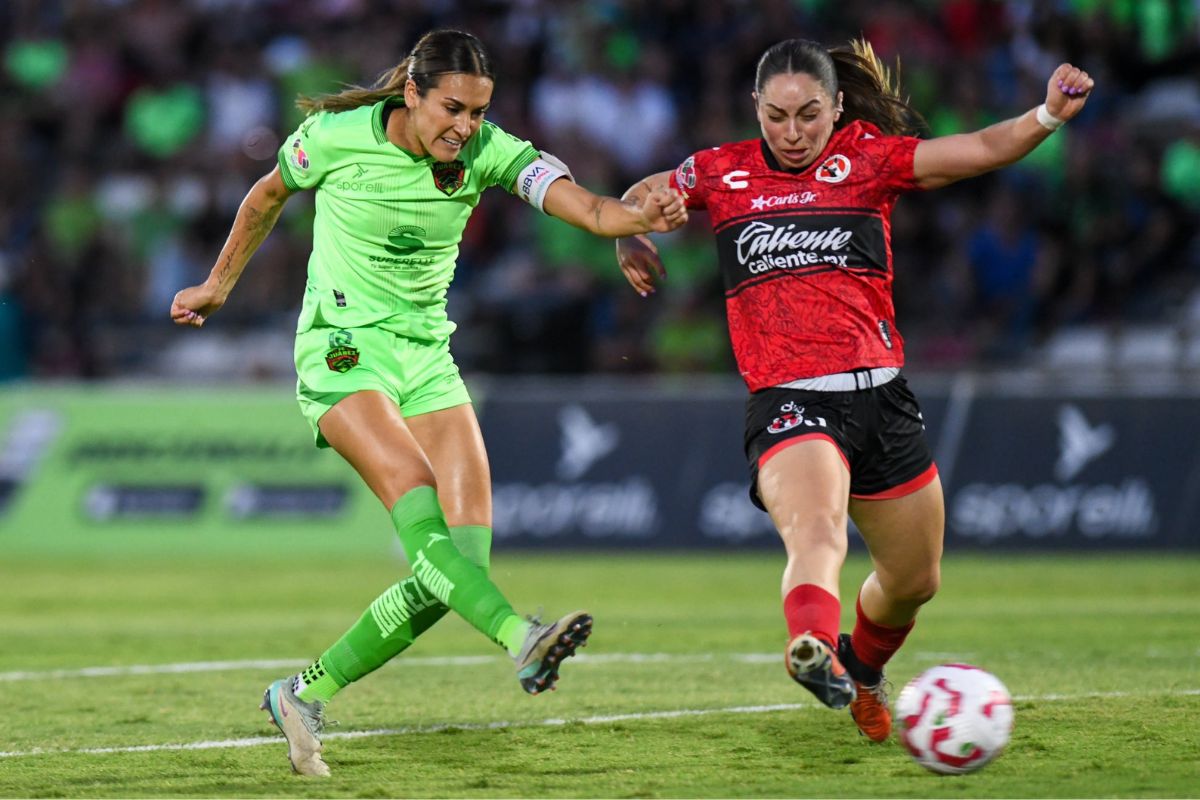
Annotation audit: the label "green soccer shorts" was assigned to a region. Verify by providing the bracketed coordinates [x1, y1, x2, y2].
[294, 326, 472, 448]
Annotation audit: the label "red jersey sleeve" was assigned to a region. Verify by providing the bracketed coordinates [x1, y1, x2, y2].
[860, 131, 922, 194]
[669, 150, 713, 210]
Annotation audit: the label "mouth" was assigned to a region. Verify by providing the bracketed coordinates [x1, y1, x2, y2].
[439, 136, 464, 151]
[780, 148, 808, 163]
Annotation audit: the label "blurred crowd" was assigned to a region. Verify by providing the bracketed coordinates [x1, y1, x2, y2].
[1, 0, 1198, 382]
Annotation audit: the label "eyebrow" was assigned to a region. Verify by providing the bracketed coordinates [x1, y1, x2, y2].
[764, 98, 822, 113]
[444, 96, 490, 112]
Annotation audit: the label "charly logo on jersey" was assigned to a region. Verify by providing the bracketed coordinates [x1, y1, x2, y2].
[430, 160, 465, 195]
[815, 154, 850, 183]
[767, 402, 827, 434]
[290, 138, 309, 171]
[324, 329, 360, 373]
[722, 170, 750, 189]
[735, 220, 854, 273]
[750, 191, 818, 210]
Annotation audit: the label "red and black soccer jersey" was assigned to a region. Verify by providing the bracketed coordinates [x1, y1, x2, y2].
[669, 120, 922, 392]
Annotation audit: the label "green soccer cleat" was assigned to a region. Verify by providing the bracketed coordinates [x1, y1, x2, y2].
[786, 632, 857, 710]
[514, 611, 593, 695]
[260, 677, 330, 777]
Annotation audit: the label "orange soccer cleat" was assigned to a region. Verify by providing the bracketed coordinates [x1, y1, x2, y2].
[839, 633, 892, 742]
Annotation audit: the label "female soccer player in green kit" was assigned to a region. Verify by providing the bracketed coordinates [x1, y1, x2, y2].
[170, 29, 687, 777]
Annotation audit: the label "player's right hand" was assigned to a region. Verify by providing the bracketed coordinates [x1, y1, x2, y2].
[643, 187, 688, 233]
[616, 234, 667, 297]
[170, 282, 225, 327]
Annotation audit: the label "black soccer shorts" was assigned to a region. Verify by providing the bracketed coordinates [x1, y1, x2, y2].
[744, 372, 938, 511]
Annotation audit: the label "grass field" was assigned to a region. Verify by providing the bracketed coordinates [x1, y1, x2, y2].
[1, 550, 1197, 798]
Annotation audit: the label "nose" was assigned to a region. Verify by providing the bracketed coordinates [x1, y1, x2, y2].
[785, 120, 801, 142]
[453, 113, 473, 138]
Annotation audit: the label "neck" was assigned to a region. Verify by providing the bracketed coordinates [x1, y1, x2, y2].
[386, 105, 426, 156]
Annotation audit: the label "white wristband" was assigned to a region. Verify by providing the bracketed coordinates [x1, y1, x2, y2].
[1036, 103, 1065, 131]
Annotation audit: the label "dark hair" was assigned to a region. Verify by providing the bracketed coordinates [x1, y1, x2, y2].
[297, 29, 494, 114]
[755, 38, 926, 137]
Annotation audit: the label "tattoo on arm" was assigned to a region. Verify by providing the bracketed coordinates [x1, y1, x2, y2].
[215, 251, 235, 285]
[622, 179, 652, 204]
[593, 197, 608, 232]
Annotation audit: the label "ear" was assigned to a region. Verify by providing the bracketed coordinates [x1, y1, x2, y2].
[834, 90, 844, 119]
[752, 90, 761, 119]
[404, 78, 419, 107]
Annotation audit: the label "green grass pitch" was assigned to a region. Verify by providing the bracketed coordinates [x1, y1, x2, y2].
[1, 550, 1197, 797]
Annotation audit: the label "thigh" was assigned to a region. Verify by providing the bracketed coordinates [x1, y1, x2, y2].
[295, 326, 398, 448]
[406, 403, 491, 527]
[759, 437, 852, 546]
[319, 390, 435, 509]
[849, 475, 945, 584]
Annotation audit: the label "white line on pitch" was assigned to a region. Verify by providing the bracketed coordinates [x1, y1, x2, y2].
[0, 651, 977, 682]
[1, 689, 1198, 761]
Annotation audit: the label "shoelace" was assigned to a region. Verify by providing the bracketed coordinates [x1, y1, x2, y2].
[861, 678, 892, 705]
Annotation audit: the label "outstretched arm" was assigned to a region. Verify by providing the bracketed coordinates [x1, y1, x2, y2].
[913, 63, 1094, 190]
[170, 165, 294, 327]
[614, 170, 677, 296]
[541, 173, 687, 238]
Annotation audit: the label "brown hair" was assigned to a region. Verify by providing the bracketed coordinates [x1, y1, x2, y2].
[754, 38, 926, 137]
[297, 29, 494, 114]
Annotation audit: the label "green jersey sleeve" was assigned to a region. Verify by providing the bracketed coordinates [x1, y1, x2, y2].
[277, 113, 332, 191]
[473, 121, 539, 193]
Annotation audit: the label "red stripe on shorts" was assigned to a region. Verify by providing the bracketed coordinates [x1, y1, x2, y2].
[758, 433, 849, 472]
[851, 462, 938, 500]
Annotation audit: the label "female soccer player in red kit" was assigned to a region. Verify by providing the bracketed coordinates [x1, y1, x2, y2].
[616, 38, 1093, 741]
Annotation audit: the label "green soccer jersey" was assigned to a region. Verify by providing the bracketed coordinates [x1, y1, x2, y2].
[277, 97, 539, 341]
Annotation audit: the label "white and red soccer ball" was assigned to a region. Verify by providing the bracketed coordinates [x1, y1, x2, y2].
[895, 664, 1014, 775]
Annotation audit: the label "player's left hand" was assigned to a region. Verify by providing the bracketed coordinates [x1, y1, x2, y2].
[617, 234, 666, 297]
[1045, 63, 1094, 122]
[642, 187, 688, 233]
[170, 282, 225, 327]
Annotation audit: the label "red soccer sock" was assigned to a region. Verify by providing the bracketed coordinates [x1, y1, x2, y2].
[851, 594, 915, 671]
[783, 584, 840, 647]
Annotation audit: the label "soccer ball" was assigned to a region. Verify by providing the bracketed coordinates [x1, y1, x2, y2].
[895, 664, 1014, 775]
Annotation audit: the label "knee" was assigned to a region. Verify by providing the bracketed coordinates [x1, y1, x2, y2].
[777, 512, 847, 557]
[885, 566, 940, 607]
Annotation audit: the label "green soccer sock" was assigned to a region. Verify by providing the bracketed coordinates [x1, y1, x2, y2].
[295, 524, 493, 704]
[389, 486, 523, 646]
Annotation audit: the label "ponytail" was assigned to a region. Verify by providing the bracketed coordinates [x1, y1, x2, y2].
[829, 39, 926, 137]
[297, 58, 412, 114]
[296, 29, 494, 115]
